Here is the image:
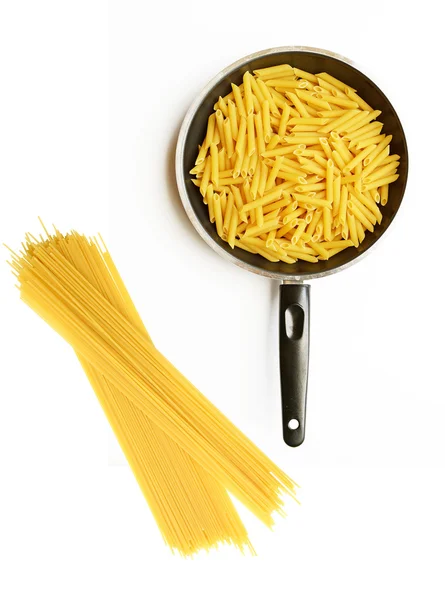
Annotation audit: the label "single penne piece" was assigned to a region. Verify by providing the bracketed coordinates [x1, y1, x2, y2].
[206, 186, 215, 222]
[338, 185, 349, 226]
[262, 101, 272, 143]
[288, 117, 330, 125]
[355, 218, 365, 243]
[242, 240, 280, 262]
[203, 113, 217, 150]
[227, 206, 239, 248]
[341, 218, 349, 240]
[250, 160, 262, 199]
[221, 192, 234, 235]
[254, 111, 266, 155]
[247, 113, 256, 157]
[266, 227, 277, 248]
[290, 124, 322, 132]
[220, 189, 227, 216]
[258, 161, 269, 197]
[263, 197, 293, 214]
[285, 134, 324, 145]
[294, 196, 331, 209]
[223, 118, 235, 159]
[293, 67, 318, 82]
[231, 82, 246, 118]
[298, 156, 326, 177]
[255, 204, 264, 228]
[285, 91, 310, 118]
[317, 109, 348, 118]
[266, 133, 281, 151]
[363, 161, 400, 183]
[265, 156, 284, 191]
[218, 177, 245, 185]
[319, 137, 333, 160]
[316, 77, 346, 96]
[217, 95, 230, 118]
[325, 158, 334, 204]
[347, 201, 374, 232]
[316, 93, 358, 109]
[353, 135, 386, 150]
[362, 174, 399, 191]
[195, 143, 208, 166]
[234, 239, 257, 253]
[332, 174, 341, 217]
[282, 207, 303, 223]
[345, 87, 373, 111]
[265, 78, 301, 89]
[304, 208, 322, 238]
[379, 153, 400, 167]
[364, 135, 393, 166]
[321, 239, 354, 250]
[317, 72, 356, 92]
[235, 115, 247, 157]
[295, 182, 325, 193]
[278, 103, 291, 137]
[243, 71, 254, 115]
[199, 157, 211, 197]
[254, 63, 294, 78]
[230, 185, 247, 223]
[204, 181, 214, 207]
[248, 151, 258, 176]
[215, 109, 225, 144]
[343, 144, 376, 173]
[243, 217, 280, 238]
[240, 152, 250, 178]
[240, 183, 291, 212]
[232, 150, 244, 179]
[346, 210, 359, 246]
[354, 160, 363, 192]
[262, 144, 303, 158]
[380, 184, 389, 207]
[213, 193, 224, 237]
[291, 219, 308, 244]
[322, 206, 333, 241]
[189, 161, 206, 175]
[227, 100, 239, 140]
[307, 240, 329, 259]
[250, 74, 266, 104]
[276, 218, 299, 238]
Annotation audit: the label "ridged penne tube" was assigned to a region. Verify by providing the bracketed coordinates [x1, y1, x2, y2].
[235, 116, 247, 158]
[231, 83, 246, 119]
[257, 162, 269, 197]
[296, 89, 331, 110]
[277, 103, 290, 137]
[276, 218, 298, 238]
[380, 184, 389, 207]
[222, 192, 234, 234]
[291, 219, 307, 245]
[317, 94, 358, 109]
[261, 101, 272, 143]
[230, 185, 247, 223]
[240, 152, 250, 179]
[210, 143, 219, 186]
[254, 112, 266, 155]
[218, 147, 226, 172]
[256, 79, 280, 115]
[199, 157, 211, 197]
[338, 184, 349, 226]
[362, 174, 399, 191]
[346, 121, 383, 143]
[355, 218, 365, 243]
[343, 109, 382, 134]
[345, 87, 373, 111]
[354, 135, 385, 150]
[346, 211, 358, 246]
[243, 218, 280, 238]
[246, 113, 256, 157]
[243, 72, 254, 115]
[227, 100, 239, 140]
[213, 193, 224, 237]
[254, 63, 294, 78]
[227, 206, 238, 248]
[317, 72, 355, 92]
[333, 175, 341, 217]
[223, 118, 235, 158]
[322, 206, 333, 241]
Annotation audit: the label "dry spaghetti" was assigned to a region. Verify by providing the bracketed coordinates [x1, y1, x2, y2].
[7, 225, 298, 556]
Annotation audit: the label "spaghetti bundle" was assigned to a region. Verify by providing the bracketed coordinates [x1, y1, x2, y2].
[8, 225, 298, 555]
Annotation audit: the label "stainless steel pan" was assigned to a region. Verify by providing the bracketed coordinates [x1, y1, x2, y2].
[176, 46, 408, 447]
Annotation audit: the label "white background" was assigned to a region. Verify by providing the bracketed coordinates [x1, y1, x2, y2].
[0, 1, 444, 598]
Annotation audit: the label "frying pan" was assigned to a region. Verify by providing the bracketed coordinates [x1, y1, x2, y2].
[175, 46, 408, 447]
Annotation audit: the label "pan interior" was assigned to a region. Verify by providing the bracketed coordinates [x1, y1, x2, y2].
[180, 49, 408, 280]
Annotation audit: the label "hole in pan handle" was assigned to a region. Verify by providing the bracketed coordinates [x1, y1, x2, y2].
[279, 283, 310, 447]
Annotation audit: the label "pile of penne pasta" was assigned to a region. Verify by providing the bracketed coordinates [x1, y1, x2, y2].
[191, 64, 400, 264]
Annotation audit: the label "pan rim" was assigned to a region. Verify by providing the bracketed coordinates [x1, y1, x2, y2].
[175, 45, 408, 282]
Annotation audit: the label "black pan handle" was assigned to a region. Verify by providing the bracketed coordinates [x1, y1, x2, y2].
[279, 283, 310, 447]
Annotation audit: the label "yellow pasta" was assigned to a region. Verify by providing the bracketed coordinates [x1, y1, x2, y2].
[8, 226, 301, 556]
[191, 64, 400, 262]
